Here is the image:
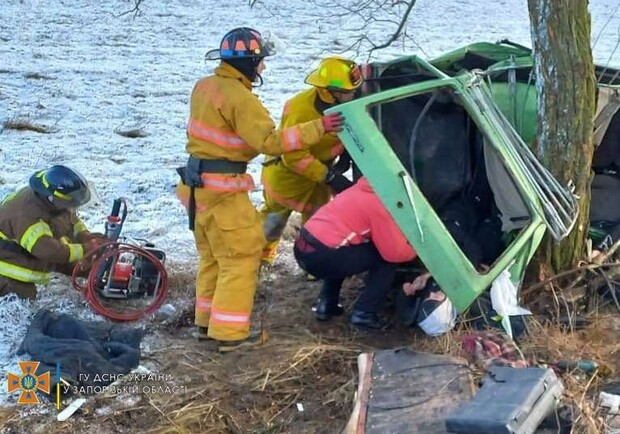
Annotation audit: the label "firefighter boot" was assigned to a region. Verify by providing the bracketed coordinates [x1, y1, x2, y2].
[217, 330, 269, 353]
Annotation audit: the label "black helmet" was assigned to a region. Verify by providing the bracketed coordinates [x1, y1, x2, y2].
[205, 27, 277, 61]
[29, 165, 91, 209]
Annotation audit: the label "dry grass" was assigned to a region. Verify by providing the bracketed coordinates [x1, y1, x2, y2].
[2, 118, 54, 134]
[24, 72, 52, 80]
[2, 249, 620, 433]
[519, 316, 619, 433]
[115, 127, 149, 138]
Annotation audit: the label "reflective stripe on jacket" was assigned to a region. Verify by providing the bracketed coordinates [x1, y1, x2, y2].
[185, 63, 325, 193]
[0, 188, 88, 282]
[303, 177, 417, 263]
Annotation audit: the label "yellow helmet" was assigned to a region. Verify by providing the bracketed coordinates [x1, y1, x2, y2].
[305, 57, 363, 91]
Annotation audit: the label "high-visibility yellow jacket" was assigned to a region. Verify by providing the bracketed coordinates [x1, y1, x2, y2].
[0, 188, 89, 284]
[185, 63, 325, 193]
[261, 87, 343, 212]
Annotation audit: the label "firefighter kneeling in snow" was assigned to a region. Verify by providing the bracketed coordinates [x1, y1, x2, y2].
[260, 57, 363, 265]
[176, 28, 344, 352]
[0, 165, 106, 300]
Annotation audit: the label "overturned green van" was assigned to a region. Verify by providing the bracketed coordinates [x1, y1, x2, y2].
[327, 41, 620, 313]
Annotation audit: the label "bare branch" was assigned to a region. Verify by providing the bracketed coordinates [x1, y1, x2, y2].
[367, 0, 417, 54]
[246, 0, 423, 60]
[116, 0, 145, 18]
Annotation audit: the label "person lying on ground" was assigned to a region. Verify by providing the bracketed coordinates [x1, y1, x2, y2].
[400, 272, 457, 337]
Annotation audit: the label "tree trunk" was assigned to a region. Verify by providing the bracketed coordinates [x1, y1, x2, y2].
[527, 0, 597, 273]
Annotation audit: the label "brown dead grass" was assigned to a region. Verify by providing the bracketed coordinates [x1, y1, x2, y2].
[2, 248, 620, 434]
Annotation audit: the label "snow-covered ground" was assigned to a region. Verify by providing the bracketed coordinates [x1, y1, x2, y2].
[0, 0, 618, 406]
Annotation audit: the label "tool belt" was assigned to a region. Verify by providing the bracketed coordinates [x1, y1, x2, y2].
[262, 156, 336, 169]
[178, 156, 248, 186]
[177, 156, 248, 231]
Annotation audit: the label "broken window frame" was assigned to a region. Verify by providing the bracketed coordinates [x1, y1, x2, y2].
[329, 59, 575, 312]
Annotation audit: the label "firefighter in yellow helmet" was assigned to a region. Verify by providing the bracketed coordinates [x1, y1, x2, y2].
[260, 56, 363, 265]
[0, 165, 106, 300]
[176, 28, 344, 352]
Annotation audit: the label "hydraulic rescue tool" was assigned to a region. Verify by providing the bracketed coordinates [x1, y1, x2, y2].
[72, 198, 169, 321]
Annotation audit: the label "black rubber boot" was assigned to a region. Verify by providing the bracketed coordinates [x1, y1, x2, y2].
[350, 310, 387, 330]
[313, 297, 344, 321]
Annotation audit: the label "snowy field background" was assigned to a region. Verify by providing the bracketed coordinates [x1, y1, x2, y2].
[0, 0, 619, 407]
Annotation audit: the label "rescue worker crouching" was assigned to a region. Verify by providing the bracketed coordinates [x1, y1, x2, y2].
[0, 165, 106, 300]
[293, 176, 417, 330]
[176, 27, 345, 352]
[260, 57, 362, 265]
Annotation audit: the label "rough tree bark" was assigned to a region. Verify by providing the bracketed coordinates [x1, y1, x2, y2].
[528, 0, 597, 273]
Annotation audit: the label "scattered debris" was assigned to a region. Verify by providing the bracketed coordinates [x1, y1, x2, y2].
[24, 72, 52, 80]
[57, 398, 86, 422]
[600, 392, 620, 414]
[114, 127, 148, 138]
[2, 118, 54, 134]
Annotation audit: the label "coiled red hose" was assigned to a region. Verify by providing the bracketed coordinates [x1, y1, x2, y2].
[72, 241, 168, 321]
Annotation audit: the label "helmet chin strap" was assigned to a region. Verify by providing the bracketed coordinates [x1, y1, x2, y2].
[252, 73, 264, 88]
[317, 88, 337, 105]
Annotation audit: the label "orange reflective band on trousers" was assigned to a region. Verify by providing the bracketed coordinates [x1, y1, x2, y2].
[196, 296, 212, 313]
[200, 173, 255, 192]
[187, 119, 253, 151]
[210, 307, 251, 328]
[189, 189, 264, 341]
[176, 177, 254, 205]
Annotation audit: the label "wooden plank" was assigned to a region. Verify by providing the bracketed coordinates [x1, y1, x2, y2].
[344, 349, 474, 434]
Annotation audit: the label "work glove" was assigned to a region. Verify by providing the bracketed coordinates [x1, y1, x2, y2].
[76, 231, 106, 244]
[322, 112, 345, 134]
[83, 237, 109, 256]
[325, 167, 353, 194]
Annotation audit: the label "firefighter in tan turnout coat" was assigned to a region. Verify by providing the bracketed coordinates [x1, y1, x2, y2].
[0, 165, 106, 299]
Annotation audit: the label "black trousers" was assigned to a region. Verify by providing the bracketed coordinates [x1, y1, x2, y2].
[294, 229, 396, 313]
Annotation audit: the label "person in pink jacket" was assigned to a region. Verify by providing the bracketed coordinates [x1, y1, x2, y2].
[294, 176, 417, 330]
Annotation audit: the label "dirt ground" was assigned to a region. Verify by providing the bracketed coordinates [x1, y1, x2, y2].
[1, 237, 620, 434]
[0, 244, 420, 434]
